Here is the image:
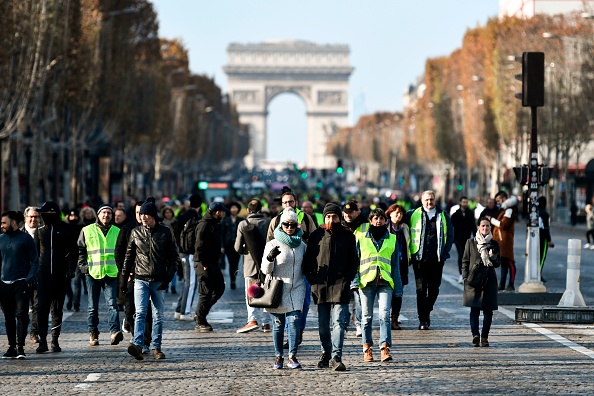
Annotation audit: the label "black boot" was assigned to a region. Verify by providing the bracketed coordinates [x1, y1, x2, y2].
[391, 297, 402, 330]
[36, 339, 49, 354]
[51, 336, 61, 353]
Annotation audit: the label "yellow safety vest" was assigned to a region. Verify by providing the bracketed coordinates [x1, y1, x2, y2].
[358, 233, 396, 289]
[409, 208, 447, 257]
[353, 222, 369, 242]
[83, 224, 120, 279]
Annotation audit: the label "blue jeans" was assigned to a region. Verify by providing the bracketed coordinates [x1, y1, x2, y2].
[86, 275, 120, 334]
[133, 279, 166, 350]
[271, 310, 300, 357]
[317, 303, 349, 358]
[360, 284, 392, 347]
[351, 290, 362, 326]
[285, 278, 310, 334]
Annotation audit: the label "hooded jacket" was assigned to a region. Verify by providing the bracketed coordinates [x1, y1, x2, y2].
[303, 224, 358, 304]
[36, 213, 77, 277]
[193, 211, 222, 269]
[490, 196, 518, 261]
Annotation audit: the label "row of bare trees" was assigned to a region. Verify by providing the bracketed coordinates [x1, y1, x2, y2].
[0, 0, 248, 211]
[329, 12, 593, 203]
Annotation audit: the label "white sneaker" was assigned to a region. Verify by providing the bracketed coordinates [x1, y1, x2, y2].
[584, 243, 591, 249]
[179, 314, 194, 321]
[590, 245, 594, 250]
[122, 319, 130, 334]
[458, 275, 464, 284]
[355, 324, 362, 337]
[174, 312, 181, 320]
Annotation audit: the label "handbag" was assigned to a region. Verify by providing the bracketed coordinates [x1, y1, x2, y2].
[467, 260, 489, 289]
[247, 257, 283, 308]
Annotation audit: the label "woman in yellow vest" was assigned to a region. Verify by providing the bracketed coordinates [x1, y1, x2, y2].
[356, 208, 401, 363]
[385, 204, 409, 330]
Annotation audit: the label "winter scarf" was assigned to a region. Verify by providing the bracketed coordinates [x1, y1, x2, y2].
[274, 225, 303, 248]
[475, 231, 493, 267]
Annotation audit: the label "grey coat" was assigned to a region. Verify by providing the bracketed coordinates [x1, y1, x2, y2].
[262, 239, 306, 314]
[234, 213, 270, 278]
[462, 238, 501, 310]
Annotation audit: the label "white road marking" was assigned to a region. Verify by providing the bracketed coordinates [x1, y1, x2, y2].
[207, 310, 234, 324]
[442, 272, 594, 360]
[75, 373, 101, 389]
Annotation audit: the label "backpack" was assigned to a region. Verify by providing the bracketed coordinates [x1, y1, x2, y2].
[179, 217, 200, 254]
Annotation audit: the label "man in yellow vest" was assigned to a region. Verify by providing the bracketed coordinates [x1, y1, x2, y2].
[405, 190, 453, 330]
[301, 200, 323, 228]
[356, 208, 401, 363]
[77, 205, 124, 347]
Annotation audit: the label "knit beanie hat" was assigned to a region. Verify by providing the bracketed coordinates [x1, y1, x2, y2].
[139, 197, 160, 220]
[280, 207, 298, 223]
[189, 194, 203, 209]
[323, 203, 342, 218]
[97, 205, 113, 215]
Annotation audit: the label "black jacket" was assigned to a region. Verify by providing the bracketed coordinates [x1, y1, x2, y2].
[123, 223, 180, 282]
[451, 207, 476, 243]
[193, 212, 222, 269]
[303, 225, 358, 304]
[462, 238, 501, 310]
[36, 220, 77, 277]
[115, 220, 140, 271]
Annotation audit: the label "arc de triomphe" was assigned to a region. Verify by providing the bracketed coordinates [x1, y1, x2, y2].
[223, 40, 353, 169]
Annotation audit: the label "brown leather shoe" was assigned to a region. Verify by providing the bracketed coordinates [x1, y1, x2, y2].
[380, 342, 393, 362]
[363, 344, 373, 362]
[236, 320, 259, 333]
[89, 332, 99, 346]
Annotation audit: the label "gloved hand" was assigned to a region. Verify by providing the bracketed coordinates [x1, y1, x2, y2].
[266, 246, 281, 262]
[157, 281, 169, 291]
[120, 280, 129, 295]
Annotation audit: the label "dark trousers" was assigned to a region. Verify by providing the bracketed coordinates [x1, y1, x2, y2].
[36, 274, 68, 340]
[195, 264, 225, 324]
[224, 242, 240, 286]
[29, 285, 38, 337]
[72, 266, 86, 310]
[454, 240, 466, 275]
[391, 295, 402, 323]
[499, 257, 516, 286]
[0, 280, 31, 348]
[470, 307, 493, 338]
[412, 260, 444, 323]
[125, 279, 152, 346]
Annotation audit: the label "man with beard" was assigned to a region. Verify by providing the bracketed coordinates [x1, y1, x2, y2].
[341, 200, 368, 337]
[303, 203, 358, 371]
[78, 205, 124, 346]
[34, 202, 77, 354]
[0, 211, 39, 359]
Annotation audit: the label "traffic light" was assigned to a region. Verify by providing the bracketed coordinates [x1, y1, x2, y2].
[514, 52, 545, 107]
[336, 159, 344, 174]
[301, 171, 308, 179]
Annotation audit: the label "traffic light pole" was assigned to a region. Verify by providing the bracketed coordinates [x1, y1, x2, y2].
[519, 106, 546, 293]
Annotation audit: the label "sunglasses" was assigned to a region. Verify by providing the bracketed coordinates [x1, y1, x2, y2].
[282, 222, 298, 229]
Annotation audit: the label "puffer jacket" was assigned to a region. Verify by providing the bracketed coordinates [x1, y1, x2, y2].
[123, 223, 180, 282]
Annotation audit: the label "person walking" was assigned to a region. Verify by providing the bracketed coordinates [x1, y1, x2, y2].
[124, 198, 180, 360]
[174, 194, 202, 321]
[451, 196, 476, 283]
[342, 200, 368, 337]
[161, 205, 179, 294]
[221, 201, 244, 290]
[462, 217, 501, 347]
[538, 197, 554, 282]
[405, 190, 454, 330]
[356, 208, 401, 363]
[262, 207, 306, 369]
[385, 203, 410, 330]
[194, 202, 227, 332]
[34, 202, 77, 354]
[235, 199, 271, 333]
[303, 203, 358, 371]
[485, 191, 518, 291]
[65, 209, 83, 312]
[77, 205, 124, 346]
[0, 211, 39, 359]
[585, 204, 594, 250]
[21, 206, 42, 345]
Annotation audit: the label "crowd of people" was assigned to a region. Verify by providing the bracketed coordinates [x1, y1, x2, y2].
[0, 187, 555, 368]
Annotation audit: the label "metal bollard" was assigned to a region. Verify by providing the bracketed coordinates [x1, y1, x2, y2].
[558, 239, 586, 307]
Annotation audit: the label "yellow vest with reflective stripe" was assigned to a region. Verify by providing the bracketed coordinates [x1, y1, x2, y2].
[409, 208, 447, 256]
[358, 233, 396, 289]
[83, 224, 120, 279]
[353, 222, 369, 241]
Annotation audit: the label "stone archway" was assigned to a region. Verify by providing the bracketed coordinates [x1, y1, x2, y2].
[224, 40, 353, 169]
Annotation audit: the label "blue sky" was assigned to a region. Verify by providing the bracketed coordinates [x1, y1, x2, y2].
[151, 0, 500, 164]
